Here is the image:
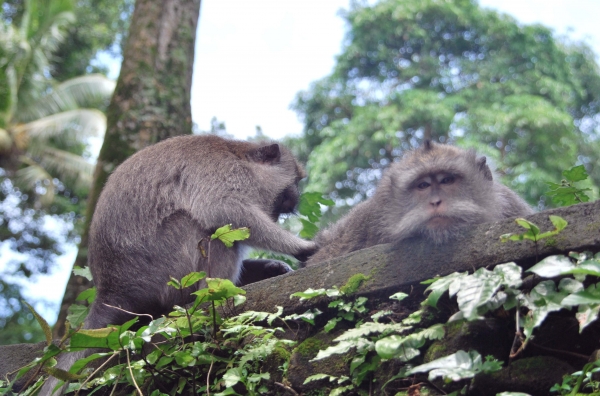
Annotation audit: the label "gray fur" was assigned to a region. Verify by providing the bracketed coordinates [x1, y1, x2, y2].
[89, 134, 316, 326]
[307, 142, 533, 265]
[41, 135, 315, 395]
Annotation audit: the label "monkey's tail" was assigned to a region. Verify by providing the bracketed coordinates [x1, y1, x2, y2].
[38, 349, 88, 396]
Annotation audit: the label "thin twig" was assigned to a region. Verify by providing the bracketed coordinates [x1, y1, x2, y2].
[75, 351, 120, 395]
[126, 349, 143, 396]
[102, 303, 154, 321]
[274, 382, 299, 395]
[206, 358, 214, 396]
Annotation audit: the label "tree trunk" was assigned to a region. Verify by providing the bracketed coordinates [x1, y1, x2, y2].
[53, 0, 201, 337]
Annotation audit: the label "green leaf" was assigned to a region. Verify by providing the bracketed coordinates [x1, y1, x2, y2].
[549, 215, 568, 232]
[75, 287, 96, 304]
[299, 218, 319, 239]
[408, 350, 501, 382]
[389, 292, 408, 301]
[193, 278, 245, 304]
[423, 272, 468, 308]
[181, 271, 206, 288]
[298, 192, 334, 222]
[284, 309, 322, 325]
[167, 276, 181, 289]
[66, 304, 90, 329]
[303, 373, 336, 384]
[561, 284, 600, 306]
[223, 367, 243, 387]
[324, 317, 342, 333]
[527, 255, 574, 278]
[290, 288, 329, 300]
[22, 301, 52, 345]
[70, 327, 118, 349]
[375, 334, 425, 360]
[563, 165, 588, 182]
[72, 266, 93, 280]
[211, 224, 251, 247]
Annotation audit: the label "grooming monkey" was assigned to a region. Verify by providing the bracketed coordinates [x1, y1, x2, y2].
[88, 134, 316, 327]
[41, 135, 315, 395]
[307, 141, 533, 265]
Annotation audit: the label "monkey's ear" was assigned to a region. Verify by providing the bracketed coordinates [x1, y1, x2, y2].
[477, 157, 493, 181]
[246, 144, 281, 164]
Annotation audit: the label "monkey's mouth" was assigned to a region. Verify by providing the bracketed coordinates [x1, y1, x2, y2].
[426, 215, 456, 228]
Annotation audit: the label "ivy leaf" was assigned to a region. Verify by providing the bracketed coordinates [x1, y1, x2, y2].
[561, 283, 600, 306]
[527, 255, 574, 278]
[408, 350, 501, 382]
[375, 334, 425, 361]
[423, 272, 468, 308]
[211, 224, 250, 247]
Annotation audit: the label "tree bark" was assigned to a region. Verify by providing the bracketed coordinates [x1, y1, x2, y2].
[53, 0, 201, 337]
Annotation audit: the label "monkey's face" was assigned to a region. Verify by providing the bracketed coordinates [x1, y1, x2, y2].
[395, 170, 494, 244]
[270, 183, 301, 222]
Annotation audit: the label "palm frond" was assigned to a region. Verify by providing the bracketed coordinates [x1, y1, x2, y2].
[13, 109, 107, 142]
[15, 159, 55, 206]
[20, 75, 115, 120]
[36, 146, 95, 188]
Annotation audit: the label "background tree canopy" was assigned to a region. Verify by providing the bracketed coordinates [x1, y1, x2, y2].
[288, 0, 600, 213]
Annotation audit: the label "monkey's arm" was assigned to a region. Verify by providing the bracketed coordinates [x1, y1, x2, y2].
[237, 259, 293, 286]
[201, 204, 317, 260]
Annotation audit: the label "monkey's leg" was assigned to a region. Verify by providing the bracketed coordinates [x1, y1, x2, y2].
[236, 259, 293, 286]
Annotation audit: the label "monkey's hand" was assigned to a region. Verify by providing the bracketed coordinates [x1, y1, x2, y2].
[237, 259, 294, 286]
[293, 242, 319, 266]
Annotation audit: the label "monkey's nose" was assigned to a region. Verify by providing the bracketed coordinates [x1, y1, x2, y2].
[430, 199, 442, 207]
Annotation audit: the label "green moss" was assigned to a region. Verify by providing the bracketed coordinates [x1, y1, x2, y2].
[340, 273, 371, 295]
[274, 345, 291, 361]
[424, 341, 447, 362]
[445, 321, 463, 338]
[544, 237, 557, 247]
[295, 337, 325, 358]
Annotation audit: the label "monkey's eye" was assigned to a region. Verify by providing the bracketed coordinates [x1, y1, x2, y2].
[417, 181, 430, 190]
[441, 175, 455, 184]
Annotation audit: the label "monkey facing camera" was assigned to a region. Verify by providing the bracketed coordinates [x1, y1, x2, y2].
[307, 141, 533, 265]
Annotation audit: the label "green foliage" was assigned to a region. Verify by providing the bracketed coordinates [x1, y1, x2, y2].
[17, 275, 293, 395]
[546, 165, 592, 206]
[408, 350, 502, 383]
[551, 357, 600, 395]
[500, 215, 568, 243]
[210, 224, 251, 248]
[298, 192, 334, 239]
[289, 0, 600, 207]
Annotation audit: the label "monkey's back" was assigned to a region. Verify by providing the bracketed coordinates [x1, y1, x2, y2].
[87, 135, 290, 324]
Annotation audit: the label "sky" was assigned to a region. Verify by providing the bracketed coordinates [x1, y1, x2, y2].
[10, 0, 600, 323]
[191, 0, 600, 141]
